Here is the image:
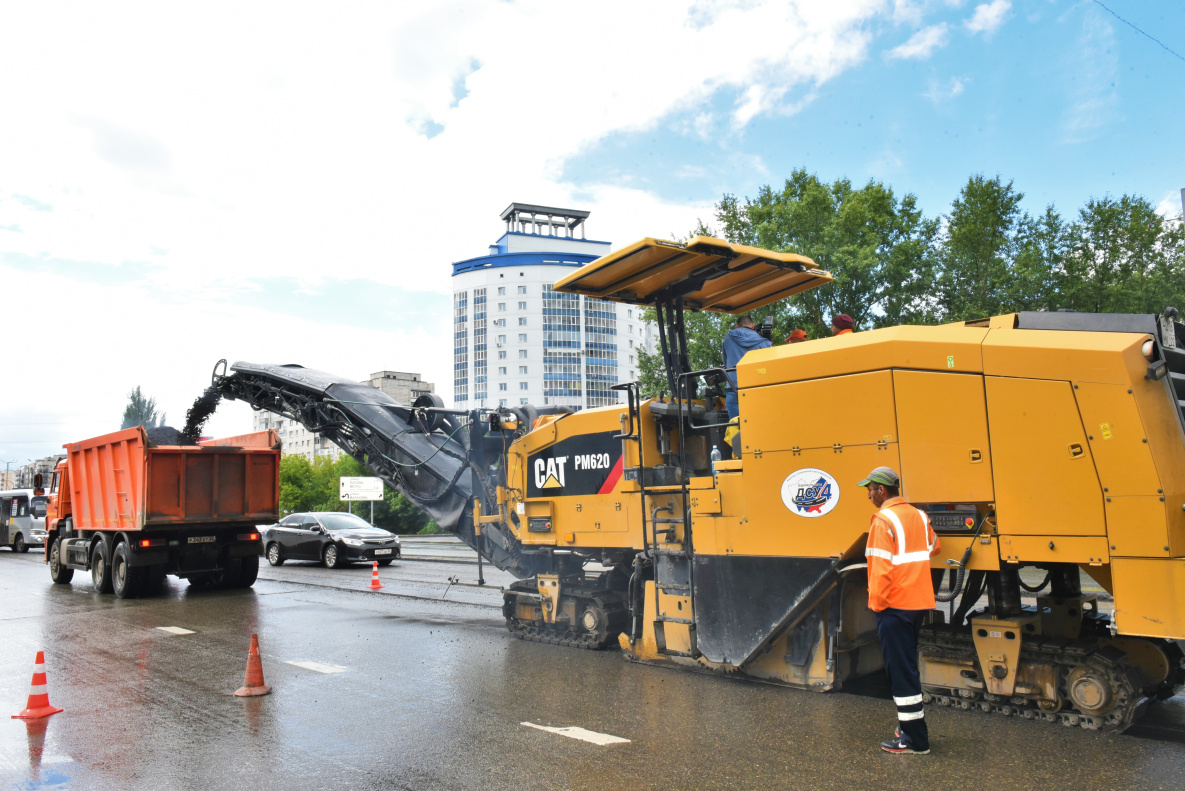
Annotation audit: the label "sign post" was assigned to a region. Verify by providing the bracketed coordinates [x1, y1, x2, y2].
[339, 477, 384, 524]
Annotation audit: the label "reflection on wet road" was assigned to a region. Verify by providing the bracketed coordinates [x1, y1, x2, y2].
[1, 550, 1183, 791]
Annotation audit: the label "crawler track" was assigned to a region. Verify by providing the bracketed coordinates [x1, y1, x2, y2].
[921, 626, 1153, 732]
[502, 584, 627, 650]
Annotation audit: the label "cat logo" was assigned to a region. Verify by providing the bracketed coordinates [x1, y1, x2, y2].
[527, 432, 624, 498]
[534, 456, 569, 490]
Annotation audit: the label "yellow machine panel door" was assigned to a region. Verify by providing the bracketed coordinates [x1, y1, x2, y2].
[894, 371, 993, 504]
[1071, 382, 1162, 496]
[739, 444, 901, 559]
[739, 370, 897, 453]
[985, 377, 1106, 536]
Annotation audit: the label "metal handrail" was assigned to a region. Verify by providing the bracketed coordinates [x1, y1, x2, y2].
[675, 368, 736, 430]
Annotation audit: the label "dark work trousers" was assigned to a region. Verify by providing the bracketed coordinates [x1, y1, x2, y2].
[874, 608, 929, 749]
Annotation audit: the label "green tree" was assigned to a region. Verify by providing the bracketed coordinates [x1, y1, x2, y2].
[717, 169, 940, 334]
[637, 169, 938, 393]
[278, 454, 316, 513]
[279, 451, 436, 534]
[1006, 206, 1070, 312]
[120, 386, 165, 430]
[936, 175, 1026, 321]
[1058, 195, 1185, 315]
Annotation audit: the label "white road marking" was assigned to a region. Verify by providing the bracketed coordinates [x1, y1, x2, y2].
[156, 626, 194, 635]
[285, 661, 347, 674]
[520, 722, 630, 745]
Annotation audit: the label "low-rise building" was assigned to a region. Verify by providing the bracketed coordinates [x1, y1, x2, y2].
[252, 370, 435, 462]
[15, 456, 65, 488]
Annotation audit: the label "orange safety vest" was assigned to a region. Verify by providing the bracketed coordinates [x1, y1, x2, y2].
[835, 328, 853, 335]
[865, 496, 940, 612]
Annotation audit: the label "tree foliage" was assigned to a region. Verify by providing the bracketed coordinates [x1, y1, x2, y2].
[120, 386, 165, 430]
[278, 453, 435, 534]
[636, 170, 1185, 394]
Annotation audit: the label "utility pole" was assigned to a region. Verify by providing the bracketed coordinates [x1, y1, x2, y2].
[2, 459, 30, 489]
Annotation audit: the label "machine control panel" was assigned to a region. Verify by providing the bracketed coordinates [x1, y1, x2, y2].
[926, 509, 979, 533]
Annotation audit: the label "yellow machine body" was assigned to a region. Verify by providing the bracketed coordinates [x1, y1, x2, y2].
[492, 236, 1185, 731]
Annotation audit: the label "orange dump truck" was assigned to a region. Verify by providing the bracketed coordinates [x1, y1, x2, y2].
[42, 427, 280, 598]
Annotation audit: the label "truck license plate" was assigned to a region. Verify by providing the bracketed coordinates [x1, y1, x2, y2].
[374, 549, 392, 556]
[188, 536, 216, 544]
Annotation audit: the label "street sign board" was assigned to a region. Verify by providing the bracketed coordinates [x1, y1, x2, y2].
[339, 476, 384, 501]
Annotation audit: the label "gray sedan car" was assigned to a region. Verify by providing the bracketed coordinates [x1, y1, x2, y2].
[263, 512, 401, 569]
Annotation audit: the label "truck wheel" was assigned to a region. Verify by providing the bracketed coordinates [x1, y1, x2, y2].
[111, 542, 145, 599]
[266, 543, 284, 566]
[91, 542, 114, 594]
[48, 539, 73, 584]
[14, 534, 27, 553]
[236, 555, 259, 588]
[323, 544, 342, 569]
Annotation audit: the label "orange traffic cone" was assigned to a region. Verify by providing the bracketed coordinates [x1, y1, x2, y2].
[12, 651, 63, 720]
[368, 561, 384, 591]
[233, 634, 271, 697]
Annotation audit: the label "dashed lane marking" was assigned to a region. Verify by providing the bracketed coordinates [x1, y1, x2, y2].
[156, 626, 195, 635]
[285, 661, 347, 674]
[521, 722, 630, 745]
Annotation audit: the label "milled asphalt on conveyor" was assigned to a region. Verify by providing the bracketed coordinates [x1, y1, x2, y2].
[1, 548, 1183, 791]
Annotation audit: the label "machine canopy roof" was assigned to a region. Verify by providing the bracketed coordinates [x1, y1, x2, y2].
[552, 236, 832, 315]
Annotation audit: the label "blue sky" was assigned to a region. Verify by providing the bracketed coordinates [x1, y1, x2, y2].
[564, 1, 1185, 224]
[0, 0, 1182, 461]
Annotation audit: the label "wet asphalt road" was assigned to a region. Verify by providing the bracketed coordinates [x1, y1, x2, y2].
[2, 549, 1184, 791]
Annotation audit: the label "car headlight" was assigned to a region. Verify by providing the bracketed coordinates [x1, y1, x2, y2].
[343, 538, 364, 547]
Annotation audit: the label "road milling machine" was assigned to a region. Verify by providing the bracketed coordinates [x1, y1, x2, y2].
[214, 236, 1185, 732]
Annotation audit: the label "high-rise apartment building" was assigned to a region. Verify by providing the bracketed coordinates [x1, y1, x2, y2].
[451, 204, 653, 410]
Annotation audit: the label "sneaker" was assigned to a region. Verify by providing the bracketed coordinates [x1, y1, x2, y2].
[881, 736, 929, 755]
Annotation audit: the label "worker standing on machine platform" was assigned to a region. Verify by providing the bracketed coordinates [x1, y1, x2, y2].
[722, 315, 772, 420]
[831, 313, 855, 335]
[785, 329, 808, 343]
[859, 466, 940, 755]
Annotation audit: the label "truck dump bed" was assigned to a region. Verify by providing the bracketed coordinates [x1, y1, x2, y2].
[66, 427, 280, 531]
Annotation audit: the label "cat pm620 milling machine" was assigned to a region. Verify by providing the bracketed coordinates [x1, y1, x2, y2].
[215, 235, 1185, 732]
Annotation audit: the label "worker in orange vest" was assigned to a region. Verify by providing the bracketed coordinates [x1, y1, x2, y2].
[859, 465, 941, 755]
[831, 313, 855, 335]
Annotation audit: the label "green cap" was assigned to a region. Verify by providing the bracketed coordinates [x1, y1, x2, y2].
[858, 466, 900, 488]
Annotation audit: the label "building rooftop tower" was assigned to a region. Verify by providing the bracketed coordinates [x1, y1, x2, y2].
[450, 204, 653, 410]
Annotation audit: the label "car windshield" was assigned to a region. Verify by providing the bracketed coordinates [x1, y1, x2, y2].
[318, 513, 374, 532]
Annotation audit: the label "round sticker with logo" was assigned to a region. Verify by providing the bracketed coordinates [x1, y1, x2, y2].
[781, 468, 840, 517]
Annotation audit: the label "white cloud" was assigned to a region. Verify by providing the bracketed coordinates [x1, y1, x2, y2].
[1061, 9, 1119, 143]
[0, 1, 887, 294]
[886, 23, 950, 60]
[965, 0, 1010, 36]
[924, 76, 967, 102]
[1156, 191, 1184, 220]
[0, 0, 910, 431]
